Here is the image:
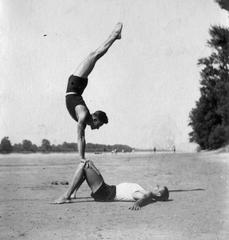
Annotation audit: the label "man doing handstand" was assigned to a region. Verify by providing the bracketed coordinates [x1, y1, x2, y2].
[66, 22, 123, 161]
[55, 23, 123, 203]
[51, 160, 169, 210]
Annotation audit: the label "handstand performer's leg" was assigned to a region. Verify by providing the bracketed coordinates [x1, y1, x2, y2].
[73, 23, 123, 79]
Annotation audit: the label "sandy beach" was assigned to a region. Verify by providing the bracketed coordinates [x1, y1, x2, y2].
[0, 151, 228, 240]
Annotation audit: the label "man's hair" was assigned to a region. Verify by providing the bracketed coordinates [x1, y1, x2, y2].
[160, 186, 169, 201]
[94, 110, 108, 124]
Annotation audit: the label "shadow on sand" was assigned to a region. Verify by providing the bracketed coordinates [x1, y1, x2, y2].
[169, 188, 205, 192]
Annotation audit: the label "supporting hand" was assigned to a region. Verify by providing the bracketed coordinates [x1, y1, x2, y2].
[80, 159, 91, 168]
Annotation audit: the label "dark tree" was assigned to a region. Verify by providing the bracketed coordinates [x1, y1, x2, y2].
[215, 0, 229, 11]
[41, 139, 52, 152]
[189, 24, 229, 149]
[22, 139, 33, 152]
[30, 144, 38, 153]
[13, 143, 23, 153]
[0, 137, 13, 153]
[60, 142, 77, 152]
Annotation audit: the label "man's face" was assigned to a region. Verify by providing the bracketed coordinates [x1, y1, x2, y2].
[152, 184, 164, 195]
[90, 118, 104, 130]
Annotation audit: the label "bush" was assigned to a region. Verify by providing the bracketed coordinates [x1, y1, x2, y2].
[209, 125, 227, 149]
[0, 137, 13, 153]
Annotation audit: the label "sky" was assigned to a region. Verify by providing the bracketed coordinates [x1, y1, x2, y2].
[0, 0, 228, 151]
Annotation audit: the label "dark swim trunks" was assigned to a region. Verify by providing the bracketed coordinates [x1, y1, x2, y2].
[65, 75, 89, 122]
[66, 75, 88, 94]
[91, 182, 116, 202]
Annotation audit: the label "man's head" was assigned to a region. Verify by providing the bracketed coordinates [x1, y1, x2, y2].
[152, 184, 169, 201]
[90, 110, 108, 130]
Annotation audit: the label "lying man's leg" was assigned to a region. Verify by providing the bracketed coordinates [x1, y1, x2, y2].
[83, 160, 104, 193]
[51, 160, 104, 204]
[84, 161, 116, 202]
[71, 160, 102, 198]
[51, 161, 86, 204]
[70, 174, 85, 199]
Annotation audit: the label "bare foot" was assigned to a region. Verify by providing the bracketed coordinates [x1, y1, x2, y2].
[50, 196, 71, 204]
[111, 22, 123, 40]
[70, 193, 77, 199]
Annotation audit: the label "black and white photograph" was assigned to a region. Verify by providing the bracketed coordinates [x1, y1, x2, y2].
[0, 0, 228, 239]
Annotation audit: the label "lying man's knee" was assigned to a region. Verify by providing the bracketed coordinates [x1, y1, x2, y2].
[81, 160, 100, 175]
[80, 159, 93, 169]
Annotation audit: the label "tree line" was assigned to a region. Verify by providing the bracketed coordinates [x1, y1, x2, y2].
[0, 136, 133, 154]
[188, 0, 229, 150]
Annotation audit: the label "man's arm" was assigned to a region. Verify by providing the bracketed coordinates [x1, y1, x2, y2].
[77, 120, 86, 160]
[129, 191, 154, 210]
[76, 106, 89, 160]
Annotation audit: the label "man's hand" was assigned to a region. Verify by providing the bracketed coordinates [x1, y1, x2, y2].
[128, 204, 141, 211]
[80, 159, 91, 168]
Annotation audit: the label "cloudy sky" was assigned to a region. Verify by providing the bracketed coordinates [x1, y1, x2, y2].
[0, 0, 228, 151]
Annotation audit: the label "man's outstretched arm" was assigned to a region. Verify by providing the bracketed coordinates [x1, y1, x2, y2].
[129, 191, 154, 210]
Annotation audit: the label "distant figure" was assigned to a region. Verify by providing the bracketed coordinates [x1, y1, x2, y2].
[111, 149, 117, 154]
[51, 160, 169, 209]
[153, 147, 156, 153]
[173, 146, 176, 153]
[62, 23, 123, 199]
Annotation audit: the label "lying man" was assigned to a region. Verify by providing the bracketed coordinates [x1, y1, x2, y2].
[51, 160, 169, 210]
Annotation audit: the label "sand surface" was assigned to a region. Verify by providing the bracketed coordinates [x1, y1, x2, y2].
[0, 151, 229, 240]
